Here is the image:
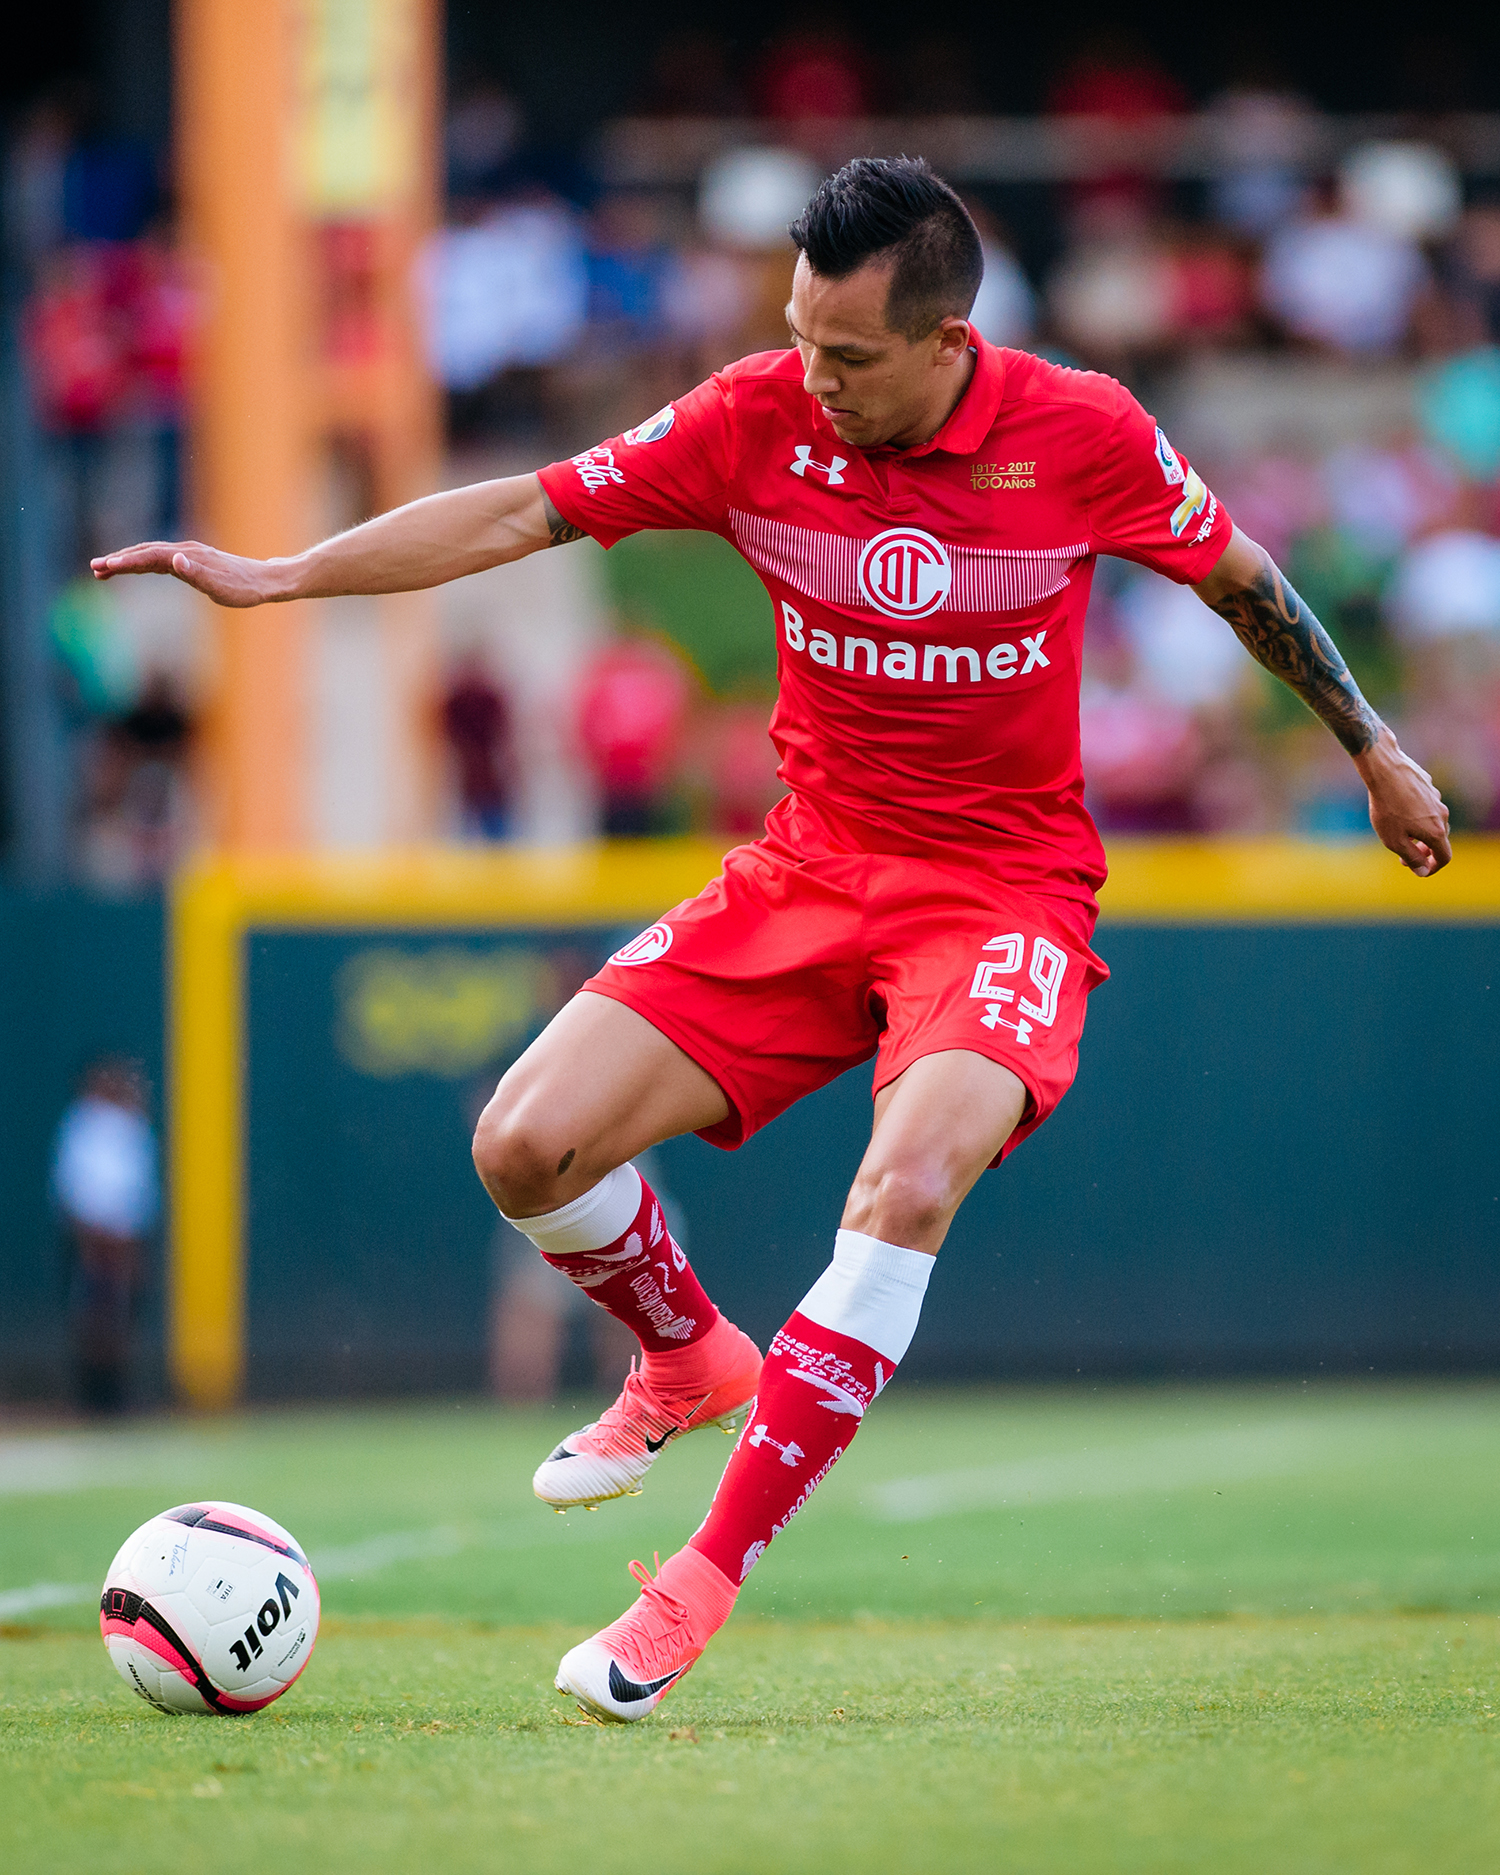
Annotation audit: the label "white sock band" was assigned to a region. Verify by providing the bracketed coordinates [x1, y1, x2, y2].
[501, 1163, 642, 1257]
[796, 1229, 933, 1365]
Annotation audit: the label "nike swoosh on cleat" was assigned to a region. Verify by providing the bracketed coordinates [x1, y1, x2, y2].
[643, 1392, 715, 1453]
[607, 1659, 684, 1703]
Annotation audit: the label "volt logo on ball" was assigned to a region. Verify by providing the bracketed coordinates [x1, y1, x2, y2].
[857, 528, 953, 619]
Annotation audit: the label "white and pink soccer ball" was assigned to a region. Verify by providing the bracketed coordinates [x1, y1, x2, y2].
[100, 1501, 320, 1714]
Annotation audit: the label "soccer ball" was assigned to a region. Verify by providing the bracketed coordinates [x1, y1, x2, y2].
[100, 1501, 320, 1714]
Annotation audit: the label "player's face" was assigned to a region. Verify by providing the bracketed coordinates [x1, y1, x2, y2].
[786, 253, 973, 451]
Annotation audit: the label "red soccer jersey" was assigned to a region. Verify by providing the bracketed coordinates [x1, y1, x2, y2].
[538, 333, 1232, 937]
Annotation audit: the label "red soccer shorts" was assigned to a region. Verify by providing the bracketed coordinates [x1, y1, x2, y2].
[583, 834, 1109, 1166]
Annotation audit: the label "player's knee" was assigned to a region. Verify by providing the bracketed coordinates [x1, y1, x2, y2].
[844, 1160, 957, 1248]
[471, 1097, 570, 1215]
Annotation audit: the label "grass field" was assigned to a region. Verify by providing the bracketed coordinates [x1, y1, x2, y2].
[3, 1383, 1499, 1873]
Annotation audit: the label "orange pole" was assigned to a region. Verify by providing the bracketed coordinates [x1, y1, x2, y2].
[176, 0, 312, 849]
[371, 0, 442, 843]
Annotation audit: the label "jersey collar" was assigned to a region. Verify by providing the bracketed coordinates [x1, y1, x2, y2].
[911, 328, 1006, 456]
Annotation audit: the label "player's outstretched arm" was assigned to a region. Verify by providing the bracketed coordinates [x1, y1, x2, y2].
[1193, 525, 1452, 876]
[89, 474, 582, 608]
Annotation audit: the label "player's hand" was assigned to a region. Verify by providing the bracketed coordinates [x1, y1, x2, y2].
[1354, 728, 1452, 877]
[90, 541, 295, 608]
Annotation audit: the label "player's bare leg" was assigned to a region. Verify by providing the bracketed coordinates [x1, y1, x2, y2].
[841, 1050, 1028, 1256]
[473, 992, 762, 1510]
[555, 1049, 1027, 1720]
[473, 991, 729, 1216]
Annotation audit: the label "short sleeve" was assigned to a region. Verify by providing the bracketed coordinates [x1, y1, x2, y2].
[1086, 389, 1233, 584]
[536, 373, 735, 549]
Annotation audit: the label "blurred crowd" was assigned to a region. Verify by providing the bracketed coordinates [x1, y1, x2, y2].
[16, 27, 1500, 876]
[10, 89, 199, 884]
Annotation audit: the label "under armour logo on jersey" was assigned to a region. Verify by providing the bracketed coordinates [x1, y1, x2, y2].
[789, 445, 848, 486]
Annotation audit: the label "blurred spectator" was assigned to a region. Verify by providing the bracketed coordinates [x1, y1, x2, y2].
[1321, 443, 1457, 559]
[1047, 31, 1189, 123]
[62, 134, 159, 244]
[700, 147, 822, 249]
[1049, 229, 1174, 362]
[1261, 192, 1427, 355]
[1212, 454, 1328, 568]
[1116, 569, 1252, 710]
[51, 574, 138, 715]
[1340, 143, 1460, 247]
[81, 669, 195, 886]
[587, 192, 678, 350]
[1387, 531, 1500, 642]
[1444, 203, 1500, 344]
[51, 1058, 158, 1413]
[8, 93, 77, 261]
[1168, 230, 1256, 346]
[1416, 347, 1500, 483]
[1046, 30, 1188, 226]
[441, 651, 514, 840]
[967, 203, 1035, 349]
[577, 635, 692, 835]
[1206, 83, 1316, 237]
[755, 18, 878, 121]
[423, 197, 588, 392]
[25, 233, 191, 574]
[660, 242, 758, 361]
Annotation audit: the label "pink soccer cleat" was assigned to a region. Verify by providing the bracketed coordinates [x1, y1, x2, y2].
[533, 1314, 761, 1511]
[554, 1545, 738, 1723]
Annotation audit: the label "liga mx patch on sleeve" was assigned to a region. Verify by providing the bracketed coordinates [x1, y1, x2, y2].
[623, 406, 676, 446]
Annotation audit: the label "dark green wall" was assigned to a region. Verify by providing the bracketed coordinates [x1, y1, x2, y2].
[3, 895, 1496, 1402]
[660, 924, 1500, 1377]
[0, 888, 166, 1400]
[242, 919, 1500, 1394]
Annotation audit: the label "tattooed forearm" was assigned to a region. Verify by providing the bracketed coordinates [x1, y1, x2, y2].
[541, 490, 587, 547]
[1207, 550, 1381, 757]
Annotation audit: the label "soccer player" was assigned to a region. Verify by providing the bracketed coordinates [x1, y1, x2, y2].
[95, 158, 1450, 1724]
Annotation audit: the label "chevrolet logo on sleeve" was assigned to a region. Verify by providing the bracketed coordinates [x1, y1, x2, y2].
[789, 445, 848, 486]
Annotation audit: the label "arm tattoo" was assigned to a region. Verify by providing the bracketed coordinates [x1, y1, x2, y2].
[540, 489, 587, 548]
[1207, 550, 1381, 757]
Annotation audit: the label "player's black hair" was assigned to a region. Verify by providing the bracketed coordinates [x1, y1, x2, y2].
[788, 156, 984, 341]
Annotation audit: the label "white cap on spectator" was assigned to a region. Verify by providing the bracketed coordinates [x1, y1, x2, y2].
[700, 147, 821, 249]
[1340, 142, 1461, 242]
[1388, 531, 1500, 640]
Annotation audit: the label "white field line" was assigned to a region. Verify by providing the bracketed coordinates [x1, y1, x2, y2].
[872, 1420, 1339, 1521]
[0, 1435, 211, 1497]
[0, 1512, 615, 1616]
[0, 1581, 95, 1617]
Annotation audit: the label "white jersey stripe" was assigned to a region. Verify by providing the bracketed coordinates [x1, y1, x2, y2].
[729, 508, 1087, 618]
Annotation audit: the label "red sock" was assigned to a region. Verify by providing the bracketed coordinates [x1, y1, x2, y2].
[689, 1309, 891, 1583]
[516, 1165, 719, 1354]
